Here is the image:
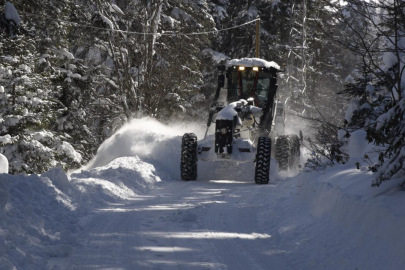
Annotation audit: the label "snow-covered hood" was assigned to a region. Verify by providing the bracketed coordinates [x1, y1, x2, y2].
[226, 58, 280, 70]
[216, 100, 262, 124]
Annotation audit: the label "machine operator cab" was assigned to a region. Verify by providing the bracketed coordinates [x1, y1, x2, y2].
[215, 58, 281, 130]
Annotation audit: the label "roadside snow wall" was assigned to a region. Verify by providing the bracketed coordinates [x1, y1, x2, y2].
[297, 165, 405, 269]
[0, 117, 251, 269]
[0, 173, 79, 269]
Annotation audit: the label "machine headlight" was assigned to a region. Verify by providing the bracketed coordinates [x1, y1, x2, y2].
[238, 66, 245, 71]
[220, 128, 227, 134]
[253, 66, 259, 71]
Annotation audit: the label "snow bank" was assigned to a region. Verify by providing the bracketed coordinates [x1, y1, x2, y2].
[0, 118, 207, 268]
[71, 156, 163, 199]
[0, 117, 232, 268]
[0, 154, 171, 268]
[294, 165, 405, 269]
[0, 174, 80, 269]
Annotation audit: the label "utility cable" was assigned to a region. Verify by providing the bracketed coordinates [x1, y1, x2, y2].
[20, 11, 259, 36]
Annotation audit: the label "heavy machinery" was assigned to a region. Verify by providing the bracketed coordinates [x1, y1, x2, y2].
[180, 58, 300, 184]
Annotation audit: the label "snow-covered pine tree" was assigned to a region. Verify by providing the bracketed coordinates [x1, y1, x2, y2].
[0, 30, 83, 173]
[283, 0, 353, 119]
[150, 0, 215, 121]
[333, 0, 405, 185]
[208, 0, 290, 62]
[1, 0, 224, 175]
[0, 1, 104, 173]
[15, 0, 134, 145]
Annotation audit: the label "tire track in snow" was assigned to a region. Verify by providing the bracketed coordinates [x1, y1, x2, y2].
[135, 180, 228, 270]
[203, 181, 271, 270]
[58, 200, 146, 269]
[51, 170, 280, 269]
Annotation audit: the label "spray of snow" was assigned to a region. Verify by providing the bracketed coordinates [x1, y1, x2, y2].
[283, 113, 311, 172]
[81, 117, 276, 182]
[82, 117, 205, 177]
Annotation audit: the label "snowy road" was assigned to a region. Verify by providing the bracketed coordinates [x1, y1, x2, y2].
[50, 172, 316, 270]
[49, 166, 405, 270]
[56, 178, 277, 269]
[3, 121, 405, 269]
[41, 119, 405, 270]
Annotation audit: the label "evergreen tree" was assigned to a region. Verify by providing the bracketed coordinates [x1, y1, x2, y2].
[0, 32, 83, 173]
[332, 0, 405, 185]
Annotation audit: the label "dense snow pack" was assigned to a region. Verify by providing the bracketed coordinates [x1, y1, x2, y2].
[227, 58, 280, 69]
[0, 118, 404, 269]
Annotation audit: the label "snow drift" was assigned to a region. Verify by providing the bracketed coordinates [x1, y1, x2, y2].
[1, 117, 404, 269]
[295, 165, 405, 269]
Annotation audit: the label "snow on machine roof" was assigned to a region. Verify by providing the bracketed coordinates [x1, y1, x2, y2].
[226, 58, 280, 70]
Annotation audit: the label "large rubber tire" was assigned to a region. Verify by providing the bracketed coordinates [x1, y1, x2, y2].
[275, 135, 290, 171]
[288, 135, 300, 170]
[180, 133, 198, 181]
[255, 137, 271, 184]
[276, 135, 300, 171]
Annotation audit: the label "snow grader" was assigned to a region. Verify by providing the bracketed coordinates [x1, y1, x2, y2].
[180, 58, 300, 184]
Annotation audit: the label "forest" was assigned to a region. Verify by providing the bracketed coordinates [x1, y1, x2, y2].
[0, 0, 404, 186]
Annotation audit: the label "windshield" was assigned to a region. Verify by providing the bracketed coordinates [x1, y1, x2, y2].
[254, 74, 271, 106]
[228, 70, 271, 106]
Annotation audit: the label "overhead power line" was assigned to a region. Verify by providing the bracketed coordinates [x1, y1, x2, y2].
[20, 11, 260, 36]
